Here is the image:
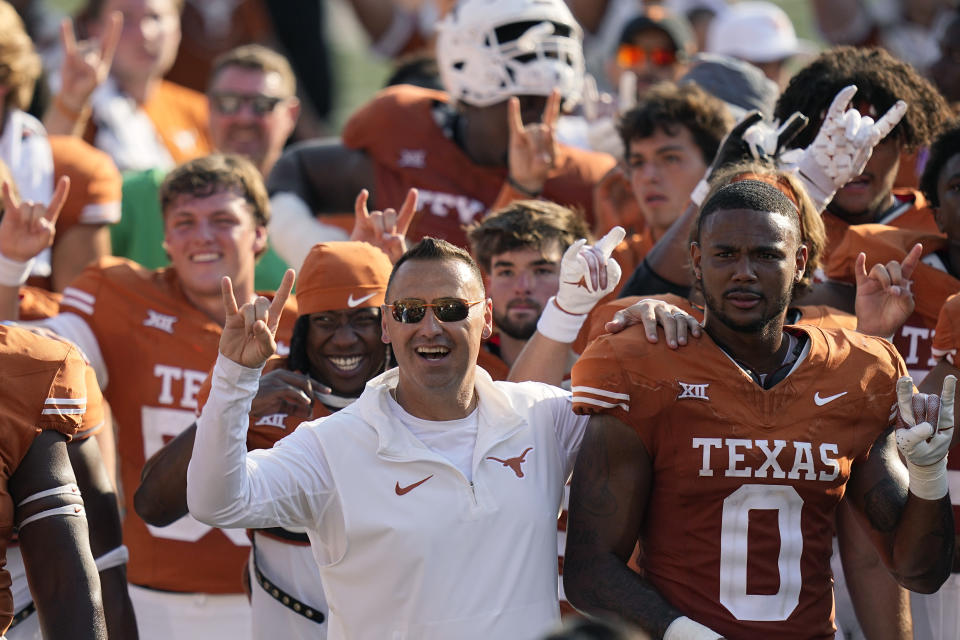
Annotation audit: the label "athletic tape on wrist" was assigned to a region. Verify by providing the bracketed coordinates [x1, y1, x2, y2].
[95, 544, 129, 572]
[536, 297, 587, 343]
[907, 458, 949, 501]
[663, 615, 723, 640]
[0, 252, 35, 287]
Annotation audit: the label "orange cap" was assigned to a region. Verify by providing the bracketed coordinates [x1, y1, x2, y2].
[296, 242, 393, 315]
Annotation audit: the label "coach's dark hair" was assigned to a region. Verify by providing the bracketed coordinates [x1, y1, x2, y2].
[619, 82, 733, 164]
[387, 237, 485, 299]
[775, 46, 949, 152]
[920, 120, 960, 208]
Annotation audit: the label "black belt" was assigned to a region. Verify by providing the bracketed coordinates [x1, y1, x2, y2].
[7, 601, 36, 631]
[252, 539, 325, 624]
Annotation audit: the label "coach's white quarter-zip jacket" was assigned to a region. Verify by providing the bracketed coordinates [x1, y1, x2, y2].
[188, 355, 588, 640]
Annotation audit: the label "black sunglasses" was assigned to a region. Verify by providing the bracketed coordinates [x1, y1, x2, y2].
[385, 298, 484, 324]
[209, 92, 284, 116]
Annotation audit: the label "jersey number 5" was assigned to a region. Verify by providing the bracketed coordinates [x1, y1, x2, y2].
[719, 484, 803, 621]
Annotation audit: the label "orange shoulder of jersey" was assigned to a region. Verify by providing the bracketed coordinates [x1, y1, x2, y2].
[0, 324, 88, 447]
[792, 305, 857, 331]
[477, 343, 510, 381]
[573, 324, 905, 448]
[18, 286, 62, 321]
[141, 80, 213, 165]
[932, 292, 960, 365]
[50, 135, 122, 231]
[823, 222, 954, 324]
[573, 294, 699, 355]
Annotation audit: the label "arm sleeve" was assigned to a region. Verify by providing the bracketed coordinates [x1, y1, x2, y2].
[267, 192, 349, 270]
[187, 353, 335, 530]
[618, 258, 691, 299]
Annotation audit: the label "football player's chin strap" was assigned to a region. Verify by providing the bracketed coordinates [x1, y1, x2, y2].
[314, 345, 393, 410]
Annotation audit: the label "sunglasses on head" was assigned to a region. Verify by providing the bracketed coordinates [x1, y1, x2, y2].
[617, 44, 677, 67]
[385, 298, 484, 324]
[209, 92, 284, 116]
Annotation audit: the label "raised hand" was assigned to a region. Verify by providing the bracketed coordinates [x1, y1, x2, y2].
[56, 13, 121, 114]
[0, 176, 70, 262]
[606, 299, 702, 348]
[790, 85, 907, 212]
[351, 188, 417, 263]
[895, 375, 955, 501]
[555, 226, 626, 315]
[507, 88, 560, 195]
[219, 269, 294, 368]
[853, 243, 920, 337]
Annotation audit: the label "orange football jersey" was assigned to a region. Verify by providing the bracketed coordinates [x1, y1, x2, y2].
[825, 223, 956, 378]
[0, 325, 87, 634]
[932, 292, 960, 365]
[59, 257, 296, 594]
[141, 81, 213, 166]
[571, 325, 906, 639]
[341, 85, 615, 248]
[17, 286, 61, 322]
[822, 189, 940, 258]
[51, 136, 122, 232]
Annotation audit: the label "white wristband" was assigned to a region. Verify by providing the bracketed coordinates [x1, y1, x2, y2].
[664, 615, 724, 640]
[0, 251, 34, 287]
[536, 297, 587, 343]
[907, 457, 949, 501]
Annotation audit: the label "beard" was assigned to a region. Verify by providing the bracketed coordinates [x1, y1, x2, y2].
[701, 285, 791, 335]
[493, 299, 542, 340]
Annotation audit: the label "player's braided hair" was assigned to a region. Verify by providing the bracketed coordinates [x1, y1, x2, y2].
[920, 119, 960, 208]
[774, 46, 949, 152]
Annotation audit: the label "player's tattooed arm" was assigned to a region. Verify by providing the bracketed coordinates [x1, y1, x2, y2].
[845, 426, 954, 593]
[564, 414, 687, 638]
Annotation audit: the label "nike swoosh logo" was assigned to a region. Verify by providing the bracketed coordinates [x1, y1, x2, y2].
[814, 391, 847, 406]
[395, 475, 433, 496]
[347, 292, 376, 308]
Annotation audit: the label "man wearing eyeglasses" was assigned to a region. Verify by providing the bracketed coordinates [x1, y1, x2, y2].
[187, 236, 622, 640]
[114, 44, 297, 291]
[607, 8, 694, 101]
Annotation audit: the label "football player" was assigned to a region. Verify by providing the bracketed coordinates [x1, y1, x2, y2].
[565, 175, 956, 638]
[0, 324, 106, 639]
[0, 154, 297, 640]
[136, 240, 395, 639]
[265, 0, 616, 268]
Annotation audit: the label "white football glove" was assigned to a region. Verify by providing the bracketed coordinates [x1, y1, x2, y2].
[537, 226, 626, 343]
[895, 375, 956, 500]
[783, 85, 907, 213]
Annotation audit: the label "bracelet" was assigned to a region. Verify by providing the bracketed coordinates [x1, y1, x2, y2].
[536, 297, 587, 343]
[0, 251, 34, 287]
[507, 175, 543, 198]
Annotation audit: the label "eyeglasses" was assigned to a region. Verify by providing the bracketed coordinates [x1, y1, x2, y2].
[616, 44, 677, 68]
[209, 92, 284, 116]
[385, 298, 484, 324]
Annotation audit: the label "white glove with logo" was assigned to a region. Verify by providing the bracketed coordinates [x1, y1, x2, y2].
[784, 85, 907, 213]
[537, 226, 626, 343]
[895, 375, 956, 500]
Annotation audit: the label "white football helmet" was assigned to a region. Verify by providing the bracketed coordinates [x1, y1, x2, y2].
[436, 0, 585, 108]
